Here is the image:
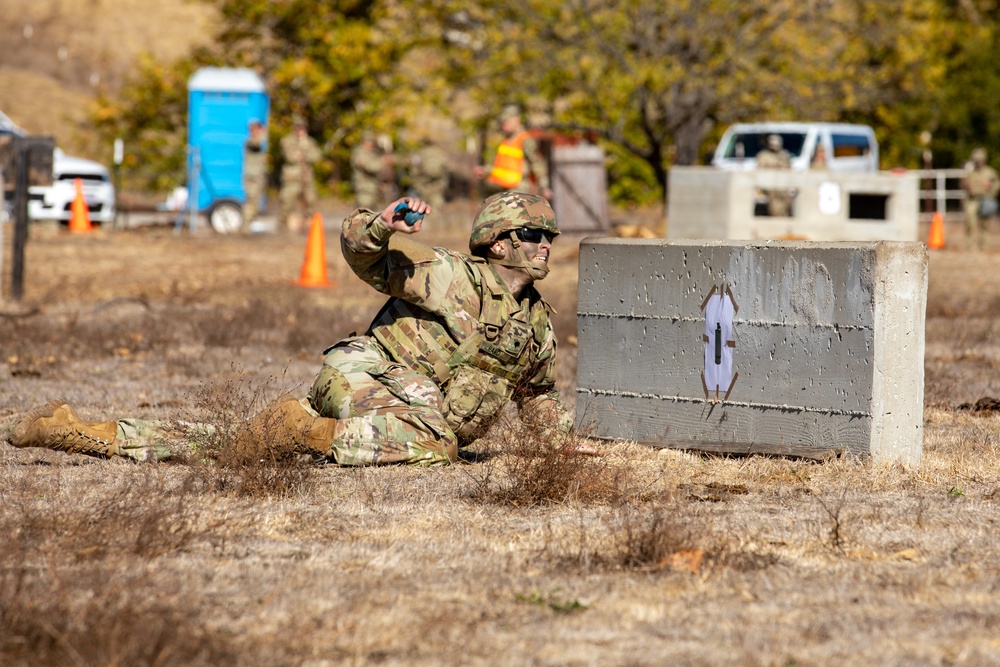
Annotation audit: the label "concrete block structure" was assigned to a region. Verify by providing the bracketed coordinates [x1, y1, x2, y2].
[576, 239, 927, 466]
[667, 167, 919, 242]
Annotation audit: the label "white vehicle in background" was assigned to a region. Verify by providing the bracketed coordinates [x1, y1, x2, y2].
[711, 122, 879, 173]
[28, 148, 116, 224]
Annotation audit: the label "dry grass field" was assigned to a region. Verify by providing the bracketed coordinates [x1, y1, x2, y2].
[1, 207, 1000, 666]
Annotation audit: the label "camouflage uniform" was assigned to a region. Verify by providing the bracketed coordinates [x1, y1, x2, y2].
[10, 193, 573, 466]
[242, 122, 268, 226]
[279, 126, 322, 230]
[307, 193, 571, 464]
[375, 134, 398, 203]
[484, 105, 550, 197]
[517, 133, 549, 194]
[351, 139, 385, 210]
[756, 140, 793, 217]
[409, 144, 450, 209]
[962, 148, 1000, 250]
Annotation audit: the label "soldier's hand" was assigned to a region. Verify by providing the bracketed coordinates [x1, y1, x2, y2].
[380, 197, 431, 233]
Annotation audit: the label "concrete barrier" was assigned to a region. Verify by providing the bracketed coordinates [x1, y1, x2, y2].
[576, 238, 927, 465]
[667, 167, 920, 242]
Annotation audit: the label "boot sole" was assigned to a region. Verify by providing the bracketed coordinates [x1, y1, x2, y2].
[10, 398, 70, 448]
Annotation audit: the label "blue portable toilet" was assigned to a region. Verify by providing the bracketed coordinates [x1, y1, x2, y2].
[186, 67, 268, 232]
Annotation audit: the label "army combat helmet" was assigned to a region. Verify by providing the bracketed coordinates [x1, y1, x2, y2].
[469, 192, 559, 280]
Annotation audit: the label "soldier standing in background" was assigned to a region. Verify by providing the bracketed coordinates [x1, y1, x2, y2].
[279, 114, 322, 233]
[756, 133, 793, 217]
[810, 144, 828, 170]
[961, 147, 1000, 250]
[375, 134, 398, 203]
[351, 132, 386, 210]
[409, 137, 450, 209]
[474, 105, 552, 200]
[8, 192, 596, 465]
[242, 119, 268, 230]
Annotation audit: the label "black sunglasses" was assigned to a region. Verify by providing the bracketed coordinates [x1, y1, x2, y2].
[513, 227, 554, 244]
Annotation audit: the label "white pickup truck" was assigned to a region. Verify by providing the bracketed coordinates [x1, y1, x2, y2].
[28, 148, 117, 224]
[711, 122, 879, 173]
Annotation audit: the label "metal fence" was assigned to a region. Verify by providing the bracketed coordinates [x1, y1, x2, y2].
[910, 168, 965, 221]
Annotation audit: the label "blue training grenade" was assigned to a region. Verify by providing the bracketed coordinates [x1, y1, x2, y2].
[394, 202, 425, 226]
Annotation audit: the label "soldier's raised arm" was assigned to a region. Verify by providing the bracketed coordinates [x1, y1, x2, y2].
[342, 197, 450, 297]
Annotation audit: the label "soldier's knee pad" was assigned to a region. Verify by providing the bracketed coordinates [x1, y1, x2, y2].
[309, 365, 356, 419]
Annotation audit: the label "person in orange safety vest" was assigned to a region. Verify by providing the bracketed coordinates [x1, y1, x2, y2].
[474, 105, 552, 200]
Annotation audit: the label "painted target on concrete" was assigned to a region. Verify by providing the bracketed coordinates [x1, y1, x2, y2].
[701, 284, 739, 403]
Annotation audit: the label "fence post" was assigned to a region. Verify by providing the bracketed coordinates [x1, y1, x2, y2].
[10, 137, 28, 301]
[936, 171, 947, 214]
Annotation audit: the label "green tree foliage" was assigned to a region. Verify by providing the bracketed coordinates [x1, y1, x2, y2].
[90, 0, 1000, 203]
[806, 0, 954, 169]
[91, 0, 417, 193]
[420, 0, 955, 200]
[91, 49, 220, 192]
[211, 0, 419, 180]
[916, 1, 1000, 169]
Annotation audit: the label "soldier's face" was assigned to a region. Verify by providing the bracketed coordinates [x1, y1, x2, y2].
[508, 230, 552, 265]
[524, 239, 550, 265]
[501, 116, 521, 134]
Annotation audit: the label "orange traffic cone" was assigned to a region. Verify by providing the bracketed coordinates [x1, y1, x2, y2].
[69, 178, 92, 234]
[927, 211, 945, 249]
[295, 212, 332, 287]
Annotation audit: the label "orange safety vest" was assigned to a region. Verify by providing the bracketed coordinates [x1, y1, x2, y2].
[487, 131, 531, 189]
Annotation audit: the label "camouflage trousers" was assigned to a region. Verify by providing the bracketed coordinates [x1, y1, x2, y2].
[307, 336, 457, 465]
[111, 337, 456, 466]
[766, 189, 793, 217]
[243, 173, 266, 225]
[964, 197, 992, 250]
[114, 419, 215, 462]
[279, 170, 317, 228]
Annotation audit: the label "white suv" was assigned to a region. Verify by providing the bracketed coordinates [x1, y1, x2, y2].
[28, 148, 116, 224]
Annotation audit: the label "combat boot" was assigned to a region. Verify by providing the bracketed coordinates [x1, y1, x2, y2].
[8, 399, 121, 458]
[248, 396, 338, 460]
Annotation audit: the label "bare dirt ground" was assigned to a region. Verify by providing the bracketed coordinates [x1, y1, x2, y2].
[2, 207, 1000, 666]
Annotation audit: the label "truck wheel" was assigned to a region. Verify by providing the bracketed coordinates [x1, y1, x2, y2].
[208, 200, 243, 234]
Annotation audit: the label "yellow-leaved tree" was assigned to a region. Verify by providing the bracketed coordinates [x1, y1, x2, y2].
[92, 0, 977, 204]
[411, 0, 953, 202]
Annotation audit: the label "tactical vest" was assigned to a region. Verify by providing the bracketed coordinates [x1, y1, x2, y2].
[487, 131, 531, 189]
[369, 259, 543, 440]
[966, 167, 998, 197]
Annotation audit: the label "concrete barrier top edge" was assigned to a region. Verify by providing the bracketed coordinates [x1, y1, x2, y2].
[578, 237, 923, 251]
